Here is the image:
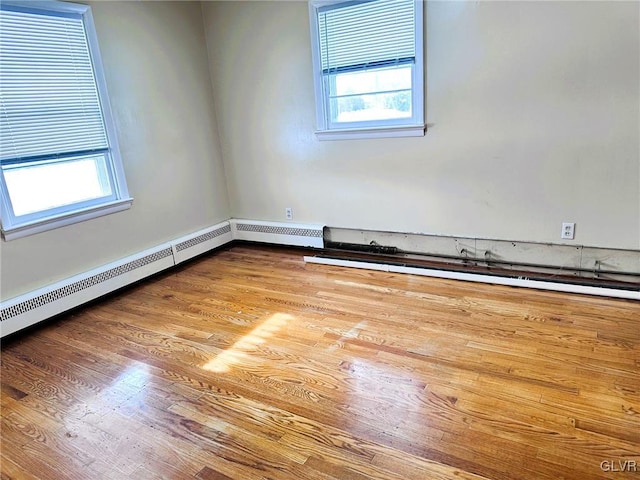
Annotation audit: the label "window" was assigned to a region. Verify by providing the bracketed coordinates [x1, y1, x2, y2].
[309, 0, 424, 140]
[0, 0, 131, 240]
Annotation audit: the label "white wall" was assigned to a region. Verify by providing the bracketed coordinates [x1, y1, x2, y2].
[0, 1, 230, 300]
[2, 0, 638, 302]
[202, 0, 640, 250]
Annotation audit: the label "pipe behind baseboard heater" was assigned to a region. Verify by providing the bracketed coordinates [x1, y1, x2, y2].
[322, 240, 640, 292]
[324, 241, 398, 255]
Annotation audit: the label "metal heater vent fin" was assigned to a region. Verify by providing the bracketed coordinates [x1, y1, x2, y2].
[175, 224, 231, 252]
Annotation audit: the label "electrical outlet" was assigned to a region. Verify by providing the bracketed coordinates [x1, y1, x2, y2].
[561, 222, 575, 240]
[285, 207, 293, 220]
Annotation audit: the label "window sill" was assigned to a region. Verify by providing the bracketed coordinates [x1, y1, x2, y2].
[2, 198, 133, 241]
[315, 124, 426, 141]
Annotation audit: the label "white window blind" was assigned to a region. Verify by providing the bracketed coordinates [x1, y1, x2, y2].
[309, 0, 424, 138]
[0, 6, 108, 164]
[318, 0, 416, 74]
[0, 1, 131, 240]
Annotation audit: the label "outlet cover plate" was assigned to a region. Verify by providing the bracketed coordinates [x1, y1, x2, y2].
[561, 222, 575, 240]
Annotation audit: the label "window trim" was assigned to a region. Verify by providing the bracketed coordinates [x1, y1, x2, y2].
[1, 199, 133, 241]
[0, 0, 132, 241]
[308, 0, 425, 140]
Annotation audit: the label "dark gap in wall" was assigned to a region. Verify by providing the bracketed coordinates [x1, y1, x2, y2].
[316, 248, 640, 291]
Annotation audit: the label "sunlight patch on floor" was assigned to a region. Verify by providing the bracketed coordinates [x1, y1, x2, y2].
[202, 312, 294, 373]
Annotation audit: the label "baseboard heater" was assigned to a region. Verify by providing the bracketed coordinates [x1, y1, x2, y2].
[0, 221, 234, 337]
[2, 220, 636, 338]
[0, 219, 324, 338]
[230, 219, 324, 248]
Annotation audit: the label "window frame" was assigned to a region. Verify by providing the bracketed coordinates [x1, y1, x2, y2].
[308, 0, 425, 140]
[0, 0, 132, 241]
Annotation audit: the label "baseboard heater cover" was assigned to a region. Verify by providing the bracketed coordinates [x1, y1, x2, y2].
[0, 219, 325, 337]
[12, 218, 632, 337]
[230, 219, 324, 248]
[0, 220, 233, 337]
[303, 256, 640, 301]
[0, 245, 176, 337]
[173, 222, 233, 264]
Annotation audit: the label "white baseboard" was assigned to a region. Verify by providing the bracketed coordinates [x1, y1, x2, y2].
[230, 219, 324, 248]
[303, 256, 640, 301]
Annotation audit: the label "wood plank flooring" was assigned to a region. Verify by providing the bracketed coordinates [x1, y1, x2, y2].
[1, 244, 638, 480]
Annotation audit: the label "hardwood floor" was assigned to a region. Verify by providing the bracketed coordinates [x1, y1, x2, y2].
[1, 244, 638, 480]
